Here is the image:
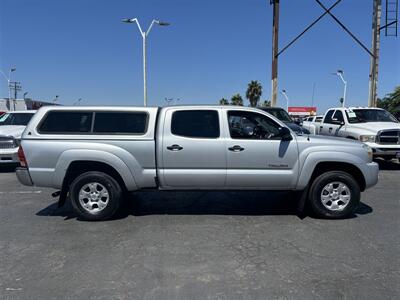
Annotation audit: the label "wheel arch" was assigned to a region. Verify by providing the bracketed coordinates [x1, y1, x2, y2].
[54, 149, 138, 192]
[309, 162, 366, 192]
[62, 161, 129, 193]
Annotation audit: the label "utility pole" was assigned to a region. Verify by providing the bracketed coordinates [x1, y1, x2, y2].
[9, 81, 22, 111]
[368, 0, 382, 107]
[271, 0, 280, 107]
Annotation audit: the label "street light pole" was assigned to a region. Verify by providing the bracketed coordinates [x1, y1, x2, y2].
[335, 70, 347, 107]
[280, 89, 289, 111]
[122, 18, 170, 107]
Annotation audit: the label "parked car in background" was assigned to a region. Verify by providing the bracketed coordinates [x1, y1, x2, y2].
[302, 115, 324, 135]
[16, 105, 378, 220]
[0, 111, 36, 164]
[258, 107, 310, 135]
[318, 107, 400, 161]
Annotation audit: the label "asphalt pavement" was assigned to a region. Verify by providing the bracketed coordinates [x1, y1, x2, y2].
[0, 160, 399, 299]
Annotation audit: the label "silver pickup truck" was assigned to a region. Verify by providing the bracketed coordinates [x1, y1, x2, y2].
[16, 106, 379, 220]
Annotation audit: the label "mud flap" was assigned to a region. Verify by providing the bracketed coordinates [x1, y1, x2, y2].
[52, 188, 68, 208]
[296, 185, 309, 219]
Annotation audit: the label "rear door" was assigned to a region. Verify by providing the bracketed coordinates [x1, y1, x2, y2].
[160, 108, 226, 188]
[224, 110, 299, 189]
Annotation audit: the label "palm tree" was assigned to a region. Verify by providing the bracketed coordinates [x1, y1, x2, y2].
[219, 98, 229, 105]
[246, 80, 263, 107]
[260, 100, 271, 107]
[231, 94, 244, 106]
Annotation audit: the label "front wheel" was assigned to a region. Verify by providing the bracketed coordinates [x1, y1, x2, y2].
[69, 171, 122, 221]
[309, 171, 360, 219]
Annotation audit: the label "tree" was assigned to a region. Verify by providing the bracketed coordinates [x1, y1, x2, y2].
[377, 86, 400, 120]
[219, 98, 229, 105]
[231, 94, 244, 106]
[246, 80, 263, 107]
[260, 100, 271, 107]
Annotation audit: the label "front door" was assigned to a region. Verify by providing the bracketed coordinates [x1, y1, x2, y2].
[160, 108, 226, 188]
[225, 110, 299, 189]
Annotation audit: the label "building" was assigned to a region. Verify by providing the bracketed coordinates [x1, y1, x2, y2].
[0, 98, 58, 113]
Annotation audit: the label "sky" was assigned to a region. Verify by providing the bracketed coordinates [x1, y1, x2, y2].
[0, 0, 399, 113]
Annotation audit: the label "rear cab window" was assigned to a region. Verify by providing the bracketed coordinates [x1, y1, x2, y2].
[38, 110, 149, 135]
[171, 110, 220, 138]
[39, 112, 93, 133]
[93, 112, 148, 134]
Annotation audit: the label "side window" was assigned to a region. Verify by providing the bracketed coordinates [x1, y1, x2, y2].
[323, 110, 335, 124]
[228, 111, 281, 140]
[93, 112, 148, 134]
[333, 110, 344, 123]
[39, 112, 92, 133]
[171, 110, 220, 138]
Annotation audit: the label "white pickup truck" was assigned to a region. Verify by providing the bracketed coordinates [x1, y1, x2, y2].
[318, 107, 400, 161]
[16, 106, 379, 220]
[0, 111, 36, 164]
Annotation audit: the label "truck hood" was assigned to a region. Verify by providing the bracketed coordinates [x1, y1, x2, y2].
[348, 122, 400, 134]
[0, 125, 26, 139]
[298, 134, 363, 147]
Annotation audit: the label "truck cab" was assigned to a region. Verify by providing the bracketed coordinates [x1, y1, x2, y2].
[319, 107, 400, 160]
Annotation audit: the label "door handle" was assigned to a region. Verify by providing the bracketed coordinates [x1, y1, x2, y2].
[167, 144, 183, 151]
[228, 145, 244, 152]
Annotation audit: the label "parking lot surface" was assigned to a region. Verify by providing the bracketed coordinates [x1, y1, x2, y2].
[1, 161, 399, 299]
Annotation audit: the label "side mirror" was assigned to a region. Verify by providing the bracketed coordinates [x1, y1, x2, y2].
[278, 127, 293, 141]
[331, 119, 345, 126]
[294, 119, 303, 126]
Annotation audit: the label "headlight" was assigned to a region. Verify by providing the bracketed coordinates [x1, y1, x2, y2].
[362, 144, 373, 162]
[13, 138, 21, 147]
[359, 135, 376, 143]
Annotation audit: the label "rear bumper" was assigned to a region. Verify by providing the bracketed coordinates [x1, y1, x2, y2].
[0, 147, 19, 163]
[16, 167, 33, 186]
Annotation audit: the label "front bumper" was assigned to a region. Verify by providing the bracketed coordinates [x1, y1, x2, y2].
[359, 162, 379, 190]
[364, 142, 400, 157]
[0, 147, 19, 163]
[16, 167, 33, 186]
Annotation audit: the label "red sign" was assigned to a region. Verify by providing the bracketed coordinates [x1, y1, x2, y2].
[288, 106, 317, 113]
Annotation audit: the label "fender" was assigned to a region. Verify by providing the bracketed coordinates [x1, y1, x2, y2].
[297, 151, 366, 190]
[53, 149, 138, 191]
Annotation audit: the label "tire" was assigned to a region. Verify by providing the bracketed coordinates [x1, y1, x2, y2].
[69, 171, 122, 221]
[308, 171, 360, 219]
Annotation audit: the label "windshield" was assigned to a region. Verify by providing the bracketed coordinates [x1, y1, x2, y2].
[0, 113, 34, 126]
[346, 109, 398, 124]
[262, 108, 292, 123]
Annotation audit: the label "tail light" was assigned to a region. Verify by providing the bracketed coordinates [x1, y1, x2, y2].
[18, 146, 28, 167]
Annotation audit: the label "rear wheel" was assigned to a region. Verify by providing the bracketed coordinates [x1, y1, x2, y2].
[309, 171, 360, 219]
[70, 171, 122, 221]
